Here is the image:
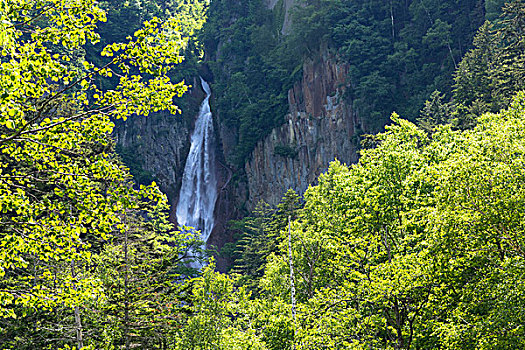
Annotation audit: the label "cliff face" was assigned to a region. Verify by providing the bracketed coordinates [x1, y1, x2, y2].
[113, 0, 363, 268]
[265, 0, 296, 34]
[244, 52, 362, 209]
[116, 117, 188, 191]
[114, 77, 204, 221]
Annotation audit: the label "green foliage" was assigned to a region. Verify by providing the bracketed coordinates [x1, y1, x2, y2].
[418, 90, 454, 132]
[252, 93, 525, 349]
[0, 199, 197, 349]
[178, 3, 525, 345]
[6, 1, 525, 349]
[198, 92, 525, 349]
[204, 0, 484, 166]
[453, 0, 525, 126]
[115, 144, 155, 185]
[201, 0, 300, 167]
[174, 261, 267, 349]
[228, 190, 301, 294]
[87, 206, 196, 349]
[86, 0, 208, 92]
[0, 0, 206, 348]
[284, 0, 484, 128]
[273, 143, 298, 158]
[486, 0, 507, 22]
[0, 0, 184, 312]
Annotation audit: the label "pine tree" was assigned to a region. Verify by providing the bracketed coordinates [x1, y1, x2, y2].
[453, 0, 525, 124]
[89, 202, 195, 349]
[492, 0, 525, 104]
[232, 190, 301, 294]
[418, 90, 454, 132]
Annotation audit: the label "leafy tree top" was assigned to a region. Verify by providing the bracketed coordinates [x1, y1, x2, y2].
[0, 0, 206, 318]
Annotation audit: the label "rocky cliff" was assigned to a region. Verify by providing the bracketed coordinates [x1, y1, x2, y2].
[245, 52, 362, 209]
[113, 0, 362, 264]
[114, 77, 204, 221]
[265, 0, 296, 34]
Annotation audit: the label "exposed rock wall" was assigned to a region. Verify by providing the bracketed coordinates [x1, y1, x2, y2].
[114, 77, 204, 221]
[280, 0, 296, 35]
[264, 0, 296, 34]
[245, 53, 362, 209]
[115, 116, 188, 198]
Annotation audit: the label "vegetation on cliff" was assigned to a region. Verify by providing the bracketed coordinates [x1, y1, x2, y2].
[205, 0, 485, 166]
[193, 2, 525, 349]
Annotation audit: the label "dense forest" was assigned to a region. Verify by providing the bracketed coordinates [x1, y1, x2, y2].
[2, 0, 525, 349]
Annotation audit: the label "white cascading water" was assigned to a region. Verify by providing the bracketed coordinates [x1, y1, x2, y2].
[176, 78, 218, 260]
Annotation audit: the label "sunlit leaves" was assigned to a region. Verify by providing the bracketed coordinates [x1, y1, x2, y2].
[0, 0, 198, 321]
[255, 93, 525, 349]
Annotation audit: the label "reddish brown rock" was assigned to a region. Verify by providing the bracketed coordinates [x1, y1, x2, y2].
[245, 52, 363, 210]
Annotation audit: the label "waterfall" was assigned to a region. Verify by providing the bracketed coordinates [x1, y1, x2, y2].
[176, 78, 218, 259]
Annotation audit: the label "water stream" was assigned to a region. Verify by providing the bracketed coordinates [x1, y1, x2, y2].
[176, 78, 218, 261]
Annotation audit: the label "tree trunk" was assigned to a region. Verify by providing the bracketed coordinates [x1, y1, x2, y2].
[71, 261, 84, 350]
[288, 216, 297, 350]
[124, 228, 130, 350]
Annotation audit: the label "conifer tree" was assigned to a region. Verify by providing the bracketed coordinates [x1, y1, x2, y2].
[232, 190, 301, 294]
[418, 90, 454, 132]
[0, 0, 207, 347]
[89, 202, 195, 350]
[453, 0, 525, 125]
